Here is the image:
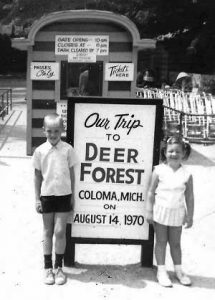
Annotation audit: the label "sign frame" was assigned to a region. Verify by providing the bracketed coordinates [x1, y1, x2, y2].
[64, 97, 163, 267]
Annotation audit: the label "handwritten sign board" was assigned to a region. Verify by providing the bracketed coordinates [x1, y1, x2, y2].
[67, 98, 162, 241]
[30, 62, 59, 80]
[55, 35, 109, 62]
[105, 63, 134, 81]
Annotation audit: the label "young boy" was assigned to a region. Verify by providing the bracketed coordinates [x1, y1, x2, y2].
[33, 113, 78, 285]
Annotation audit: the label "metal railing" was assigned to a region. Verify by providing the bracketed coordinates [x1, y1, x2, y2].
[136, 88, 215, 144]
[0, 88, 12, 120]
[163, 105, 215, 144]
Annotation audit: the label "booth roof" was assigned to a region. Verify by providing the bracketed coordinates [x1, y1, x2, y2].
[12, 9, 156, 51]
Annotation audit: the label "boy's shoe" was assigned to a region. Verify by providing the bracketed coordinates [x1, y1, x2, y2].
[55, 267, 67, 285]
[157, 270, 173, 287]
[44, 268, 55, 285]
[175, 271, 192, 286]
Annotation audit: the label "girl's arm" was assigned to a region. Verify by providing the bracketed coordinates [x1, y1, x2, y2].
[184, 174, 194, 228]
[70, 166, 75, 210]
[145, 170, 159, 224]
[34, 168, 43, 213]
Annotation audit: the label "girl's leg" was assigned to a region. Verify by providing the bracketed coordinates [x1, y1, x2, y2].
[168, 226, 182, 265]
[154, 222, 172, 287]
[154, 222, 168, 265]
[169, 226, 191, 285]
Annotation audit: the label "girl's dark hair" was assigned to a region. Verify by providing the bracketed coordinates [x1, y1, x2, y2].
[160, 136, 191, 161]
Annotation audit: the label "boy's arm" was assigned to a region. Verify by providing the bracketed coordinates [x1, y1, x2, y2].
[34, 168, 43, 213]
[184, 174, 194, 228]
[145, 170, 159, 223]
[70, 166, 75, 210]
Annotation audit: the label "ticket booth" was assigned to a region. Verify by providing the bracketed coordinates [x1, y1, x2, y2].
[12, 10, 156, 155]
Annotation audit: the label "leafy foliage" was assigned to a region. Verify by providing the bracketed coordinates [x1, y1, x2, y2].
[0, 0, 215, 74]
[0, 34, 26, 74]
[1, 0, 215, 39]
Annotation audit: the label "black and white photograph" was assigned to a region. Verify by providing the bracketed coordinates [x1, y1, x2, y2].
[0, 1, 215, 299]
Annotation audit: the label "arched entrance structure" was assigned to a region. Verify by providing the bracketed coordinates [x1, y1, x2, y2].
[12, 10, 156, 155]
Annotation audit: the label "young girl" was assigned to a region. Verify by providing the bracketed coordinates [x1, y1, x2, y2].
[146, 136, 194, 287]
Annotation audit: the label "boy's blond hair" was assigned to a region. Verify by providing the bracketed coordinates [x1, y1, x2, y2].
[43, 113, 64, 129]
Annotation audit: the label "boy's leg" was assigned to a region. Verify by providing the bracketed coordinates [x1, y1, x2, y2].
[42, 213, 55, 267]
[42, 213, 55, 284]
[54, 212, 70, 285]
[42, 213, 55, 254]
[54, 212, 70, 266]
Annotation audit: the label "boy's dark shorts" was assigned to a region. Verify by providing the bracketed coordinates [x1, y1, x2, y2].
[40, 194, 72, 213]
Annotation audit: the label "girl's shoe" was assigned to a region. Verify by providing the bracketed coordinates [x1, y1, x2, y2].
[157, 270, 173, 287]
[175, 271, 191, 286]
[44, 268, 55, 285]
[55, 267, 67, 285]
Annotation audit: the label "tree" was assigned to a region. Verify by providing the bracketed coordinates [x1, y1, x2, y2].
[1, 0, 215, 74]
[0, 34, 26, 74]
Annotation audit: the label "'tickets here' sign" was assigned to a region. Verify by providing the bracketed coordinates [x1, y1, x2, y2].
[70, 101, 157, 240]
[105, 63, 134, 81]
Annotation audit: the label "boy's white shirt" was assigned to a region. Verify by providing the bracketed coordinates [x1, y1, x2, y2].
[32, 140, 78, 196]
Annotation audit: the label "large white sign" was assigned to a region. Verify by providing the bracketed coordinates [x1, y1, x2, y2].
[105, 63, 134, 81]
[30, 62, 59, 80]
[55, 35, 109, 62]
[71, 103, 156, 240]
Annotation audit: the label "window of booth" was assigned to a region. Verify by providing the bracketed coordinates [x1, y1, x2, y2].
[60, 62, 103, 99]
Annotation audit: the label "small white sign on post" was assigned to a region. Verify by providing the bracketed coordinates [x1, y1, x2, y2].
[105, 63, 134, 81]
[56, 101, 67, 136]
[30, 62, 60, 80]
[68, 51, 97, 63]
[55, 35, 109, 62]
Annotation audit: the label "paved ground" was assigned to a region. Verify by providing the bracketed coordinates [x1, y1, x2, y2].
[0, 80, 215, 299]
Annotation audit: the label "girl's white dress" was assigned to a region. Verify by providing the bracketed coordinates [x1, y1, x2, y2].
[153, 164, 191, 226]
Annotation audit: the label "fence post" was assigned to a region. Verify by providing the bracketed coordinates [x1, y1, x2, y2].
[1, 95, 4, 120]
[204, 115, 208, 142]
[9, 89, 12, 110]
[179, 112, 184, 137]
[6, 91, 9, 114]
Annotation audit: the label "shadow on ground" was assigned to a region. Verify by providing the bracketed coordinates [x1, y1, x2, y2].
[64, 264, 215, 290]
[0, 124, 26, 150]
[65, 263, 156, 289]
[0, 158, 9, 166]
